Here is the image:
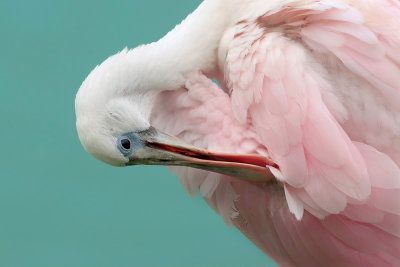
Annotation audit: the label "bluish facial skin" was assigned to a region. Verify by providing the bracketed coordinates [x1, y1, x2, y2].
[115, 127, 169, 165]
[116, 132, 146, 157]
[114, 127, 194, 166]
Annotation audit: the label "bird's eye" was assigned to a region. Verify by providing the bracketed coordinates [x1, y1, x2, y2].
[120, 138, 131, 150]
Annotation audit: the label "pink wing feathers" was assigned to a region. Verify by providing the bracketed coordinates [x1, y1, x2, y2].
[224, 0, 400, 263]
[227, 0, 400, 224]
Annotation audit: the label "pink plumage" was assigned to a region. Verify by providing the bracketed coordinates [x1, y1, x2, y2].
[151, 1, 400, 266]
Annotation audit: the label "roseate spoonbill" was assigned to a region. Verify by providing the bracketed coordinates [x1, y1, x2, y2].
[75, 0, 400, 265]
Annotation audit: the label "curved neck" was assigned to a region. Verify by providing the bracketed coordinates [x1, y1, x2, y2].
[127, 0, 233, 93]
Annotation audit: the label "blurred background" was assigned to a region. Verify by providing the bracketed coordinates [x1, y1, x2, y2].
[0, 1, 276, 266]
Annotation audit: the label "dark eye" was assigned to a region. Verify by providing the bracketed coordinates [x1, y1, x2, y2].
[120, 138, 131, 150]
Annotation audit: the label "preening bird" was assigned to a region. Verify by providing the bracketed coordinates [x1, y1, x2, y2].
[75, 0, 400, 266]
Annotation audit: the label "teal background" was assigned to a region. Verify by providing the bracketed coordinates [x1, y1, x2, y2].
[1, 1, 277, 266]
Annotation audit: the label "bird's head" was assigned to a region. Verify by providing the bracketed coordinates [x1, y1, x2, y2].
[75, 0, 277, 182]
[75, 47, 275, 182]
[75, 48, 157, 166]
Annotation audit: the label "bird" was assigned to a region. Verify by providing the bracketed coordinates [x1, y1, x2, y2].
[75, 0, 400, 266]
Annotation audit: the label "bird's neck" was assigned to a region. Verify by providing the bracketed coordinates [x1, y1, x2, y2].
[130, 0, 234, 93]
